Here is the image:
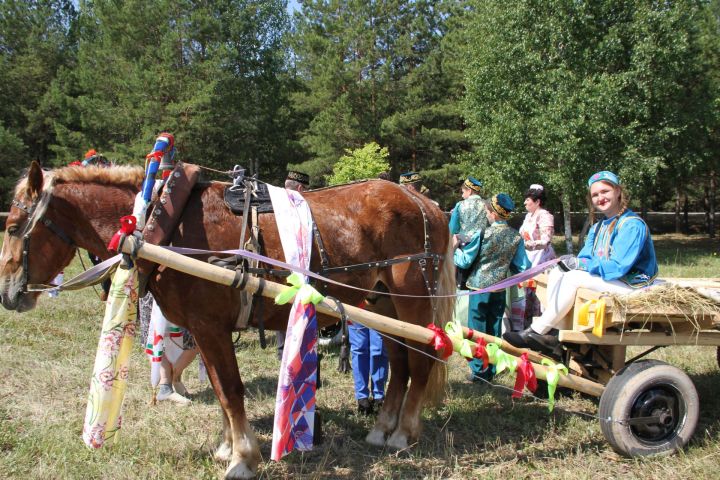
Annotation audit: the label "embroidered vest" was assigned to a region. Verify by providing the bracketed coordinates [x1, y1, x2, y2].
[456, 195, 489, 238]
[466, 222, 521, 290]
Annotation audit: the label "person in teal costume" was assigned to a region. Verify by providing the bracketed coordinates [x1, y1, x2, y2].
[454, 193, 531, 382]
[449, 177, 489, 290]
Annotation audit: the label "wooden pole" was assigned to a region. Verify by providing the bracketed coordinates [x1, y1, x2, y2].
[120, 237, 605, 397]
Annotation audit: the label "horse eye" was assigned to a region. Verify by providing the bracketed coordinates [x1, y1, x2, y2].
[7, 225, 18, 235]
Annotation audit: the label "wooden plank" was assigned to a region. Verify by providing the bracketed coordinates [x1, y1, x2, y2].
[120, 237, 606, 397]
[559, 330, 720, 346]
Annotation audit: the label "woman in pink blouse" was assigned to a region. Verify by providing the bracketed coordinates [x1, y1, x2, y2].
[519, 184, 556, 264]
[518, 184, 556, 322]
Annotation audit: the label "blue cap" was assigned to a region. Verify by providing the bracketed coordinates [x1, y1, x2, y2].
[463, 176, 483, 193]
[399, 172, 421, 184]
[490, 193, 515, 219]
[588, 171, 620, 187]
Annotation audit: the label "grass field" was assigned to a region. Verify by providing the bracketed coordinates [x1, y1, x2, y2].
[0, 234, 718, 479]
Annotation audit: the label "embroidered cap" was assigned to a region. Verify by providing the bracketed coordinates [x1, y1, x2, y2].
[463, 176, 483, 193]
[588, 171, 620, 187]
[489, 193, 515, 220]
[399, 171, 422, 184]
[287, 170, 310, 187]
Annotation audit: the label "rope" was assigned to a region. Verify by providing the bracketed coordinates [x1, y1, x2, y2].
[76, 250, 104, 301]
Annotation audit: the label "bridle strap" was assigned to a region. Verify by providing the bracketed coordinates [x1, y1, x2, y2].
[12, 192, 76, 294]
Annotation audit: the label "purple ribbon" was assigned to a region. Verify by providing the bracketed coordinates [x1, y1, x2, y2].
[164, 246, 559, 299]
[40, 246, 558, 299]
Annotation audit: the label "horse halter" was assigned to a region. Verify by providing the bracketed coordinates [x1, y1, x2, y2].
[11, 191, 76, 294]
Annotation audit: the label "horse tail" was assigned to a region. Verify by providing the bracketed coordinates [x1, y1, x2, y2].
[425, 236, 456, 407]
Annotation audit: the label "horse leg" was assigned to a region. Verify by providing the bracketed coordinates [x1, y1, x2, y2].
[386, 347, 435, 450]
[193, 331, 260, 480]
[214, 410, 233, 462]
[366, 337, 409, 446]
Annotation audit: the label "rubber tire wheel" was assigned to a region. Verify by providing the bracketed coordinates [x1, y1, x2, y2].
[599, 359, 699, 457]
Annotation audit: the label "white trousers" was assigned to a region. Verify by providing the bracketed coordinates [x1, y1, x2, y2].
[531, 267, 636, 334]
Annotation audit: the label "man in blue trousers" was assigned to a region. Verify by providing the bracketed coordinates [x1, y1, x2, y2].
[350, 288, 389, 415]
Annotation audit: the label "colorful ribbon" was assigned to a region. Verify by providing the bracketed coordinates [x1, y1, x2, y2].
[82, 264, 138, 448]
[577, 299, 607, 337]
[426, 324, 453, 360]
[512, 352, 537, 398]
[107, 215, 137, 251]
[486, 343, 517, 374]
[541, 358, 568, 411]
[274, 272, 325, 306]
[473, 338, 489, 370]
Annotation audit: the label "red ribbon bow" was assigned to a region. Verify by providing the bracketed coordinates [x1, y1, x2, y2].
[512, 352, 537, 399]
[107, 215, 137, 252]
[146, 150, 164, 162]
[426, 324, 453, 360]
[473, 337, 489, 370]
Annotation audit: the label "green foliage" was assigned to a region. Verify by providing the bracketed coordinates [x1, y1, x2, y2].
[461, 0, 720, 243]
[327, 142, 390, 185]
[290, 0, 467, 181]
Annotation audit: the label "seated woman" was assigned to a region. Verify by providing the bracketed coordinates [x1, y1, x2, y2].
[504, 171, 658, 353]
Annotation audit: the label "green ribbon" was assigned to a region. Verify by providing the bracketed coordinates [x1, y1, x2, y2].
[444, 322, 474, 359]
[541, 358, 569, 412]
[274, 272, 325, 306]
[486, 343, 517, 374]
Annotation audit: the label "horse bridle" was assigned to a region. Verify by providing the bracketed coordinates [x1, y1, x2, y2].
[11, 191, 76, 294]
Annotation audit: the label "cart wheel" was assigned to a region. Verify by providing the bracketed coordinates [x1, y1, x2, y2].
[598, 359, 699, 457]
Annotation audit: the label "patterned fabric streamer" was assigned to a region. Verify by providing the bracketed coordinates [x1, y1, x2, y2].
[82, 265, 138, 449]
[267, 184, 317, 461]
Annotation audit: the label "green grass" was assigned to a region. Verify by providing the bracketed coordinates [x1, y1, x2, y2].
[0, 234, 719, 479]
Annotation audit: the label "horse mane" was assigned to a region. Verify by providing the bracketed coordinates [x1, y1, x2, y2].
[15, 165, 145, 197]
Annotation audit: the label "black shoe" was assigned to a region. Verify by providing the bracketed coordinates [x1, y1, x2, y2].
[357, 398, 373, 415]
[372, 399, 383, 412]
[503, 327, 535, 349]
[466, 373, 483, 383]
[526, 329, 561, 356]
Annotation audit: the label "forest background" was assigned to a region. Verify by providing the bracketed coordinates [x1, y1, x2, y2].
[1, 0, 719, 251]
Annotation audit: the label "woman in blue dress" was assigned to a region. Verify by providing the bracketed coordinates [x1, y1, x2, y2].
[504, 171, 658, 352]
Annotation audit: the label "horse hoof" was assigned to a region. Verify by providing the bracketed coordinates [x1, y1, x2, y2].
[214, 442, 232, 462]
[386, 430, 409, 450]
[225, 461, 256, 480]
[365, 428, 386, 447]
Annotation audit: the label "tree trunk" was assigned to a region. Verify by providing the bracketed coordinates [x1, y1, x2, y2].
[640, 192, 647, 219]
[711, 169, 717, 238]
[683, 192, 689, 234]
[578, 215, 591, 250]
[561, 191, 573, 254]
[704, 181, 711, 235]
[674, 186, 682, 234]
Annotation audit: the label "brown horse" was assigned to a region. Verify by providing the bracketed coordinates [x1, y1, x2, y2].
[0, 162, 455, 479]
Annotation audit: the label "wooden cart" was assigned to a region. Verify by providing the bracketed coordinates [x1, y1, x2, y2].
[533, 273, 720, 457]
[117, 237, 719, 458]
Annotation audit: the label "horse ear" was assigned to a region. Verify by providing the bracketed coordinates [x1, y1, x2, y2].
[27, 161, 44, 198]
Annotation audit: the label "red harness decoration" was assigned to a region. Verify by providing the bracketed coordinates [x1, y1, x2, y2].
[512, 352, 538, 398]
[107, 215, 137, 252]
[472, 337, 489, 370]
[426, 324, 453, 360]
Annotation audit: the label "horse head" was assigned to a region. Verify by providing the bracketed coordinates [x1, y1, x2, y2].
[0, 161, 76, 312]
